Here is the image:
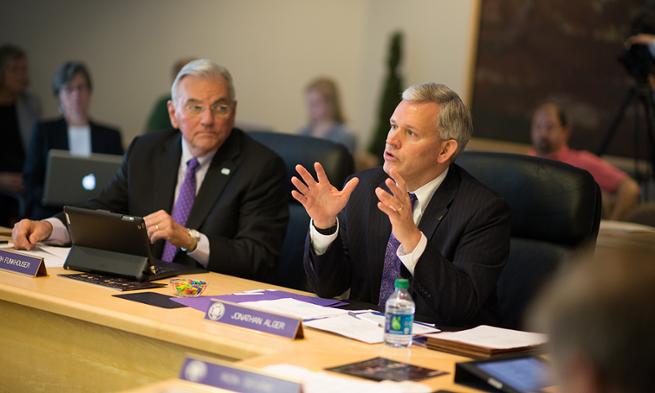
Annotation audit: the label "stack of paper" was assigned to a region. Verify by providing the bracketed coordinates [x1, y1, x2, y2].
[424, 325, 547, 358]
[0, 226, 12, 249]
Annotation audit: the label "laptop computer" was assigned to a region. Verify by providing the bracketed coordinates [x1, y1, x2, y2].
[42, 149, 123, 206]
[63, 206, 206, 281]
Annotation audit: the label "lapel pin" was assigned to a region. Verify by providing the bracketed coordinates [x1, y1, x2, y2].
[221, 168, 230, 175]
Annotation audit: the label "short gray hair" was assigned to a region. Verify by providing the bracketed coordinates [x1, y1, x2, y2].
[402, 82, 472, 155]
[52, 61, 92, 96]
[0, 44, 26, 75]
[171, 59, 235, 103]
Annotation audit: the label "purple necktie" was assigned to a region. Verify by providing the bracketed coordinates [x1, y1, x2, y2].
[378, 193, 418, 307]
[161, 157, 200, 262]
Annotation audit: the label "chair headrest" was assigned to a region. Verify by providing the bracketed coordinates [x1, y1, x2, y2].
[456, 151, 601, 247]
[249, 131, 355, 201]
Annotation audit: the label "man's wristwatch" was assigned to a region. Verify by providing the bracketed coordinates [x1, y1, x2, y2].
[314, 222, 338, 235]
[181, 228, 201, 252]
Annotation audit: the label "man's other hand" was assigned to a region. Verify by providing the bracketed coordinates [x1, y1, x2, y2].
[12, 219, 53, 250]
[291, 162, 359, 229]
[143, 210, 194, 249]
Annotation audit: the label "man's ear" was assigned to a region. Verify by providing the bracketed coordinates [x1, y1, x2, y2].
[167, 100, 179, 129]
[437, 139, 459, 164]
[563, 126, 572, 142]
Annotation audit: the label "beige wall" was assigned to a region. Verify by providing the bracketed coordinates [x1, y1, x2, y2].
[1, 0, 478, 149]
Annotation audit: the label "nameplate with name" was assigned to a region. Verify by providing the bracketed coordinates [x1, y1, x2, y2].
[0, 249, 47, 277]
[205, 299, 304, 339]
[180, 355, 303, 393]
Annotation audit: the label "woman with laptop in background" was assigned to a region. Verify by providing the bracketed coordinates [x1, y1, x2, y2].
[22, 61, 124, 220]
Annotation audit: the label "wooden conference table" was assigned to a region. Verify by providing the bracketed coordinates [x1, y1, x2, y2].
[0, 267, 482, 392]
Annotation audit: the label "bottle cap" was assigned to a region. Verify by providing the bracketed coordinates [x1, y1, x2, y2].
[394, 278, 409, 289]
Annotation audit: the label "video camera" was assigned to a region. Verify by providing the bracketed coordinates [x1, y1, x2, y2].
[620, 45, 654, 83]
[619, 4, 655, 83]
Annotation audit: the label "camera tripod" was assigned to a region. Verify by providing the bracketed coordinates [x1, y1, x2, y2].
[596, 82, 655, 184]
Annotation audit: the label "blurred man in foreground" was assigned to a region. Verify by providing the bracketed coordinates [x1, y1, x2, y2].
[531, 244, 655, 393]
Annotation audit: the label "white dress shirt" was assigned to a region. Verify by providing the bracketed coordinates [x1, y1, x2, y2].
[67, 125, 92, 156]
[45, 138, 217, 267]
[309, 167, 449, 275]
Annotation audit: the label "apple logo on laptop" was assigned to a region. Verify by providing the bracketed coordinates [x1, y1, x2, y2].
[82, 173, 96, 191]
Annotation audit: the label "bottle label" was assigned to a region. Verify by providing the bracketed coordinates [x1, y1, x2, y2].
[385, 313, 413, 335]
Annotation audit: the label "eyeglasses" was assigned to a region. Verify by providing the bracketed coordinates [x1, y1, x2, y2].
[184, 102, 233, 117]
[62, 84, 89, 94]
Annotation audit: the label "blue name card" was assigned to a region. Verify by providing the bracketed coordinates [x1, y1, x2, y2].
[180, 355, 302, 393]
[205, 299, 304, 339]
[0, 249, 47, 277]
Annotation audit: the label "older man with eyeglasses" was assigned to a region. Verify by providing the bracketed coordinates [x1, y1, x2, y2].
[13, 59, 289, 281]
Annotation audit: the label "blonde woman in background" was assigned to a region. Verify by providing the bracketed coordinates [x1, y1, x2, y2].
[298, 77, 357, 154]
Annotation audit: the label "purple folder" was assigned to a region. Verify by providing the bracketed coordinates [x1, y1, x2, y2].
[171, 289, 347, 313]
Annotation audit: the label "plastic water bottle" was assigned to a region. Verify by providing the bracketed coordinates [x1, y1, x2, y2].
[384, 278, 415, 347]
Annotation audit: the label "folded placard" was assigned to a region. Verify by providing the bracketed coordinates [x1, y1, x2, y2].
[205, 299, 304, 339]
[180, 355, 302, 393]
[0, 249, 47, 277]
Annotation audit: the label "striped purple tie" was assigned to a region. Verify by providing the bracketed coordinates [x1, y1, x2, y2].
[161, 157, 200, 262]
[378, 193, 418, 307]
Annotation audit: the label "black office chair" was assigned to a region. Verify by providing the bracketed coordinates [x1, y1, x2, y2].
[456, 151, 602, 329]
[249, 131, 354, 290]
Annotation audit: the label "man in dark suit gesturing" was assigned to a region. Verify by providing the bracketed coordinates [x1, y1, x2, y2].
[293, 83, 510, 326]
[13, 59, 288, 281]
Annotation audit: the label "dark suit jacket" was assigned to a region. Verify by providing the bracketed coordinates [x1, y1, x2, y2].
[23, 117, 124, 219]
[304, 165, 511, 326]
[77, 128, 289, 281]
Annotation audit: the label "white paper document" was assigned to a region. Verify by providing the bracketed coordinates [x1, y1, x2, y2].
[0, 242, 13, 250]
[12, 245, 71, 268]
[305, 313, 384, 344]
[239, 298, 349, 320]
[304, 312, 440, 344]
[425, 325, 547, 349]
[263, 364, 430, 393]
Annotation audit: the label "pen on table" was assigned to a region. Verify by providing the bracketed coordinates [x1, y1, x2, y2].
[366, 310, 436, 328]
[348, 311, 384, 328]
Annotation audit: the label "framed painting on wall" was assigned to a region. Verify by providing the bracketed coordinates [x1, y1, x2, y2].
[471, 0, 651, 163]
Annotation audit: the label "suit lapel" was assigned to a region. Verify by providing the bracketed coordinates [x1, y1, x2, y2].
[153, 133, 182, 213]
[369, 172, 392, 299]
[89, 122, 98, 152]
[185, 130, 241, 230]
[418, 165, 461, 239]
[55, 118, 70, 150]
